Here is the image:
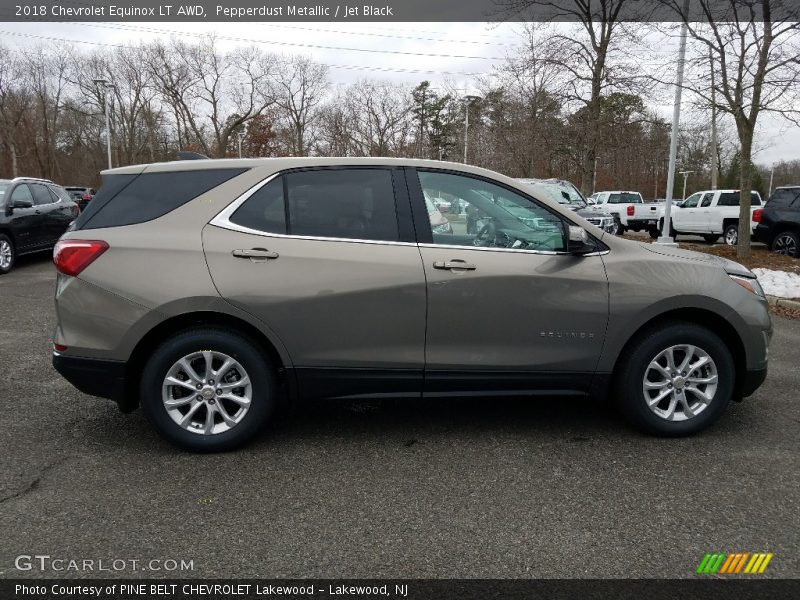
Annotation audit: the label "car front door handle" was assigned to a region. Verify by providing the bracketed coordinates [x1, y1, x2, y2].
[232, 248, 279, 260]
[433, 260, 477, 271]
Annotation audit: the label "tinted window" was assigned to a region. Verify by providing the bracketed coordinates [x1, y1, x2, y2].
[10, 184, 33, 206]
[418, 170, 567, 252]
[768, 188, 800, 206]
[30, 183, 54, 205]
[229, 177, 286, 234]
[50, 186, 72, 203]
[285, 169, 399, 242]
[718, 192, 761, 206]
[701, 195, 712, 207]
[80, 169, 246, 230]
[608, 192, 642, 204]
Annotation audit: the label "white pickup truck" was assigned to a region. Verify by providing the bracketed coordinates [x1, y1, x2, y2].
[591, 191, 661, 235]
[657, 189, 763, 245]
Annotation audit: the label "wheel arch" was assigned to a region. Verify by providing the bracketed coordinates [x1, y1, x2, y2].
[121, 309, 293, 412]
[606, 306, 747, 401]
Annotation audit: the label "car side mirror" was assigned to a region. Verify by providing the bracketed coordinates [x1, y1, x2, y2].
[12, 198, 33, 209]
[567, 225, 595, 255]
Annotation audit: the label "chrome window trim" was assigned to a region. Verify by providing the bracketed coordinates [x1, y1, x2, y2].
[210, 171, 610, 255]
[209, 172, 416, 247]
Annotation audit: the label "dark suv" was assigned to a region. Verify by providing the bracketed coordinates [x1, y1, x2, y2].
[0, 177, 79, 274]
[754, 186, 800, 257]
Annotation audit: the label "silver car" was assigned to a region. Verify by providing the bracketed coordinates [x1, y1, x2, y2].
[52, 158, 771, 451]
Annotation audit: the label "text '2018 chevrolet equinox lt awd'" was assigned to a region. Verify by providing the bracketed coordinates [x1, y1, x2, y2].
[52, 158, 771, 451]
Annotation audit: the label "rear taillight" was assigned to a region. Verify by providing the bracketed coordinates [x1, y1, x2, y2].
[54, 343, 67, 352]
[626, 205, 635, 216]
[753, 209, 762, 222]
[53, 240, 109, 277]
[81, 194, 92, 201]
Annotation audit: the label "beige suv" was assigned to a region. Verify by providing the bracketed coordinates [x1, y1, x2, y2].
[52, 158, 771, 451]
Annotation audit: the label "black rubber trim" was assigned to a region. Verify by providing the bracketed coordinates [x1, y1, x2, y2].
[293, 367, 423, 400]
[740, 366, 768, 398]
[52, 353, 133, 411]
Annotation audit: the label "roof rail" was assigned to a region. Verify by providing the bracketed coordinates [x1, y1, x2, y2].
[10, 176, 54, 184]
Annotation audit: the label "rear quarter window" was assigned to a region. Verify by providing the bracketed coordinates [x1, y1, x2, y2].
[76, 169, 247, 230]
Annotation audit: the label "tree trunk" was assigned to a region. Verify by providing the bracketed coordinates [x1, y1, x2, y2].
[736, 125, 754, 260]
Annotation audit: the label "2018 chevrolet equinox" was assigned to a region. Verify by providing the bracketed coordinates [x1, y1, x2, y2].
[52, 158, 771, 451]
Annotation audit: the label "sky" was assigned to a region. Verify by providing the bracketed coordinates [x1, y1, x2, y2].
[0, 20, 797, 167]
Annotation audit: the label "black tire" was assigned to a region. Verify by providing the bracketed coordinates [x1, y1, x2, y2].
[723, 223, 738, 246]
[611, 216, 623, 236]
[614, 321, 735, 436]
[648, 227, 659, 239]
[140, 327, 277, 452]
[0, 233, 15, 275]
[658, 219, 677, 239]
[772, 230, 800, 257]
[703, 234, 719, 244]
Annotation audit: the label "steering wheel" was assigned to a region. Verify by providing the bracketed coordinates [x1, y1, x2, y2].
[473, 219, 497, 247]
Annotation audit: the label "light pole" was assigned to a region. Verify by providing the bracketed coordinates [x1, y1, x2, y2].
[463, 95, 481, 164]
[657, 0, 690, 246]
[768, 165, 775, 197]
[238, 131, 246, 159]
[93, 78, 114, 170]
[678, 170, 694, 200]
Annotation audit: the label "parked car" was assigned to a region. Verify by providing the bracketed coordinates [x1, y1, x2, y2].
[0, 177, 79, 274]
[754, 185, 800, 257]
[657, 189, 762, 245]
[517, 178, 615, 234]
[592, 191, 660, 234]
[52, 158, 771, 451]
[64, 186, 96, 211]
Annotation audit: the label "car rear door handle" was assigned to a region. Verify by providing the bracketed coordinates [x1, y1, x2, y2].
[232, 248, 279, 260]
[433, 260, 477, 271]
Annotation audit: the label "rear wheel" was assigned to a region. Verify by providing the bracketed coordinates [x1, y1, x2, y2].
[724, 223, 739, 246]
[703, 234, 719, 244]
[648, 227, 659, 239]
[614, 322, 734, 436]
[610, 216, 623, 236]
[0, 234, 15, 274]
[140, 328, 277, 451]
[772, 231, 799, 257]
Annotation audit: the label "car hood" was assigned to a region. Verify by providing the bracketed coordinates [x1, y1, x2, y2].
[572, 207, 606, 219]
[641, 243, 754, 277]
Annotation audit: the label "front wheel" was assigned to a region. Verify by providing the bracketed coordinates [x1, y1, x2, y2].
[724, 223, 739, 246]
[610, 216, 622, 236]
[614, 322, 734, 436]
[140, 328, 277, 451]
[0, 234, 15, 274]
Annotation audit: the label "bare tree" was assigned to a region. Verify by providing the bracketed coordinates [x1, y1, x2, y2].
[270, 55, 329, 156]
[668, 0, 800, 258]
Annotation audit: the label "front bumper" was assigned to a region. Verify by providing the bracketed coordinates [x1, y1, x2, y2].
[52, 352, 133, 412]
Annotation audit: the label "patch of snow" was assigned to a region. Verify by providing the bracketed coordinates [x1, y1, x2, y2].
[752, 268, 800, 299]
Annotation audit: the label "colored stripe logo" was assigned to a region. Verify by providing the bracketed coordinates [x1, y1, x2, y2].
[697, 552, 773, 574]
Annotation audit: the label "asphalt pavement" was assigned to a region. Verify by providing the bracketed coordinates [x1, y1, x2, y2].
[1, 252, 798, 579]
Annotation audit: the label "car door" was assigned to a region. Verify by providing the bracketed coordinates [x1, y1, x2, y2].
[28, 182, 62, 245]
[673, 192, 702, 231]
[698, 193, 714, 232]
[203, 166, 427, 400]
[409, 168, 609, 397]
[46, 185, 79, 241]
[6, 184, 44, 251]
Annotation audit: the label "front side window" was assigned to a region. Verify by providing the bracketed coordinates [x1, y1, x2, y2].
[10, 184, 33, 206]
[682, 193, 701, 208]
[418, 171, 567, 252]
[285, 169, 399, 242]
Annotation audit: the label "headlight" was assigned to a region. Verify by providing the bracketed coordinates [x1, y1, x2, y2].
[432, 222, 452, 234]
[729, 274, 765, 298]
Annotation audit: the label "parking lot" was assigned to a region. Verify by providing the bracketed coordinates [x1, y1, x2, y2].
[1, 252, 798, 579]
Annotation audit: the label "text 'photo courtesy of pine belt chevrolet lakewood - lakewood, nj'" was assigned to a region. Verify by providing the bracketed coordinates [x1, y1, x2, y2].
[48, 157, 771, 452]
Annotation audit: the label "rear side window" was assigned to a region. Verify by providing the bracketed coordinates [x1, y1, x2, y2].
[285, 169, 399, 242]
[769, 188, 800, 206]
[718, 192, 761, 206]
[78, 169, 247, 230]
[30, 183, 54, 205]
[230, 177, 286, 234]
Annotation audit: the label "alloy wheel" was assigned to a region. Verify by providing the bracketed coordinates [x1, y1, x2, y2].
[0, 240, 11, 269]
[725, 227, 738, 245]
[773, 233, 798, 257]
[161, 350, 252, 435]
[642, 344, 718, 422]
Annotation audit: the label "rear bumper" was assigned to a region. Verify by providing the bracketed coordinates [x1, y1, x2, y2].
[627, 218, 659, 229]
[753, 224, 771, 246]
[52, 352, 134, 412]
